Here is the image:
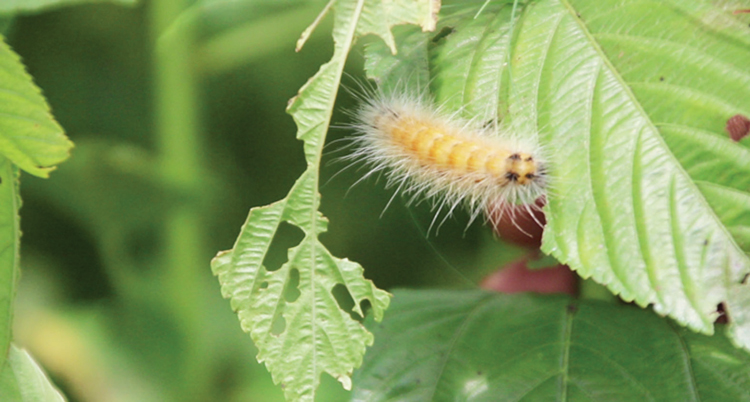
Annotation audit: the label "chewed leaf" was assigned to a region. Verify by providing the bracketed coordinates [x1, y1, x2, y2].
[213, 0, 438, 400]
[0, 157, 19, 371]
[363, 0, 750, 350]
[0, 37, 72, 178]
[212, 171, 390, 399]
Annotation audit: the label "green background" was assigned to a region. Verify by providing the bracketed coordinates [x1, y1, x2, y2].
[8, 2, 515, 400]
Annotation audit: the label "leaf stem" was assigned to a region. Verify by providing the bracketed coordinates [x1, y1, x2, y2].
[0, 157, 19, 370]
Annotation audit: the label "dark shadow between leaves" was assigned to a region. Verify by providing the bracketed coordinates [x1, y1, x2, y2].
[263, 221, 305, 272]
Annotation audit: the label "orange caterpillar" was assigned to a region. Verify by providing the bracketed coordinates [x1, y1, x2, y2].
[347, 91, 547, 226]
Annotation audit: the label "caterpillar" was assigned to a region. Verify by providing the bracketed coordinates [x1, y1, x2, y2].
[344, 89, 548, 230]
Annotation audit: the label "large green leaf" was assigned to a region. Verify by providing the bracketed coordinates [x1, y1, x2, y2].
[364, 0, 750, 349]
[211, 1, 438, 400]
[0, 0, 137, 14]
[515, 0, 750, 347]
[0, 36, 72, 178]
[0, 344, 65, 402]
[353, 289, 750, 401]
[0, 157, 19, 371]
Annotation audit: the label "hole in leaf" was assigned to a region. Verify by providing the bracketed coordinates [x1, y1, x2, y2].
[263, 222, 304, 272]
[284, 269, 301, 302]
[431, 26, 455, 43]
[271, 314, 286, 335]
[360, 299, 372, 318]
[260, 281, 269, 289]
[332, 283, 362, 322]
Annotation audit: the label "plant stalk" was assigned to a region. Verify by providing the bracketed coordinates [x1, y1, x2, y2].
[150, 0, 209, 399]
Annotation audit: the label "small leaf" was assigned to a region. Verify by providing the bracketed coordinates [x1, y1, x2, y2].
[0, 36, 72, 178]
[0, 344, 65, 402]
[353, 289, 750, 401]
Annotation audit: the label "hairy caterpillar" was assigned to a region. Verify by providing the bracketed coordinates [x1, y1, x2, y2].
[343, 89, 548, 231]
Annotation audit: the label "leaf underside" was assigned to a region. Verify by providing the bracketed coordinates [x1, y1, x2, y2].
[365, 0, 750, 349]
[211, 0, 439, 400]
[352, 290, 750, 401]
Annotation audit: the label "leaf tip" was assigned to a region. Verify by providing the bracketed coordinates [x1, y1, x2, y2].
[337, 374, 352, 391]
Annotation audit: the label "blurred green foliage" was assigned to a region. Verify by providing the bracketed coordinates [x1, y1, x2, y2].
[8, 1, 513, 401]
[5, 0, 750, 400]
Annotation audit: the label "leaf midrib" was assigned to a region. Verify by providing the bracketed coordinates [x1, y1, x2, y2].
[305, 0, 369, 397]
[557, 0, 750, 314]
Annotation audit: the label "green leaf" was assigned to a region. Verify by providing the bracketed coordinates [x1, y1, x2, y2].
[0, 157, 19, 371]
[0, 0, 137, 14]
[0, 344, 65, 402]
[364, 0, 750, 349]
[513, 0, 750, 347]
[353, 289, 750, 401]
[212, 1, 438, 400]
[0, 36, 72, 178]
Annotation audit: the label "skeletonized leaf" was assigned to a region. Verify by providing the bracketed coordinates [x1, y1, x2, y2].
[511, 0, 750, 348]
[213, 1, 438, 400]
[212, 170, 391, 400]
